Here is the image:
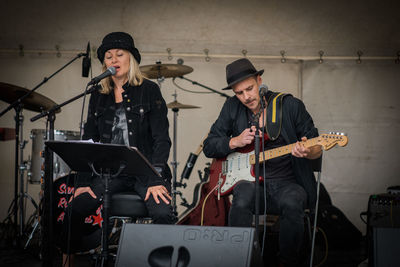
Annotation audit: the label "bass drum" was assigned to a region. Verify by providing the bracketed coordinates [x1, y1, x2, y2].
[29, 129, 80, 184]
[53, 173, 102, 253]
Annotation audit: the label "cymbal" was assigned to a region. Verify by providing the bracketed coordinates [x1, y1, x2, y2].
[167, 100, 200, 110]
[140, 63, 193, 79]
[0, 82, 59, 113]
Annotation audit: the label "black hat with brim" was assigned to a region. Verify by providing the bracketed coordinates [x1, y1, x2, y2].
[97, 32, 141, 64]
[222, 58, 264, 90]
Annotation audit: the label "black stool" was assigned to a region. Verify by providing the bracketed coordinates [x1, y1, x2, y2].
[96, 192, 150, 263]
[111, 192, 149, 220]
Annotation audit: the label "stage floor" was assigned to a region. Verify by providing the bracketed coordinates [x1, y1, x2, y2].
[0, 236, 367, 267]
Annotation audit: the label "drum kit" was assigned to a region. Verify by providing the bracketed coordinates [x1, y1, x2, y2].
[0, 81, 82, 248]
[0, 60, 201, 249]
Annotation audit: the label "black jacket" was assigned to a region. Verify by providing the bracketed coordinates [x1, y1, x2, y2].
[83, 79, 172, 186]
[203, 91, 319, 208]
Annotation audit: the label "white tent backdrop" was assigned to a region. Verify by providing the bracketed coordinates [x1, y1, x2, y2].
[303, 60, 400, 231]
[0, 0, 399, 234]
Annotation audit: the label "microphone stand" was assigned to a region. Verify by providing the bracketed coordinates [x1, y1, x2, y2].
[252, 95, 266, 255]
[176, 76, 230, 98]
[0, 52, 86, 118]
[30, 85, 97, 267]
[0, 52, 86, 247]
[253, 116, 261, 237]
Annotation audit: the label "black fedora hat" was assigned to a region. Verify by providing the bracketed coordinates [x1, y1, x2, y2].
[223, 58, 264, 90]
[97, 32, 141, 64]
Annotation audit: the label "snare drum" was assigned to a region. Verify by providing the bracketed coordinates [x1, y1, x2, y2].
[29, 129, 80, 184]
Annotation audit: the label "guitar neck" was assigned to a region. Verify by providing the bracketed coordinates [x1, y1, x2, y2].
[249, 136, 320, 164]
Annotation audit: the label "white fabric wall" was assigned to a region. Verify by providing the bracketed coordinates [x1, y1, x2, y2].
[303, 61, 400, 232]
[0, 0, 399, 234]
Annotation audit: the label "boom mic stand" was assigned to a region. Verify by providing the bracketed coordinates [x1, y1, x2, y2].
[175, 76, 230, 99]
[0, 52, 87, 246]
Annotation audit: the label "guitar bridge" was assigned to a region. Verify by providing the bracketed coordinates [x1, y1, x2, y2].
[222, 160, 228, 175]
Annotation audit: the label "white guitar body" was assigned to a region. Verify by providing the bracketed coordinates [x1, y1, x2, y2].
[219, 151, 257, 195]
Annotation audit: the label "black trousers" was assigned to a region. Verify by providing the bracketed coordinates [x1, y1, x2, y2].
[229, 178, 307, 266]
[57, 174, 176, 253]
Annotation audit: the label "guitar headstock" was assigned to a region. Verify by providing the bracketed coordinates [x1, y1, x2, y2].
[318, 132, 348, 150]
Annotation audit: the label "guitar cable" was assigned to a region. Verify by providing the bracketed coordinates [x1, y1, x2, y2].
[200, 184, 220, 226]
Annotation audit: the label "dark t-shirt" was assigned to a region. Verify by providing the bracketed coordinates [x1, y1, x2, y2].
[111, 102, 129, 145]
[260, 134, 295, 180]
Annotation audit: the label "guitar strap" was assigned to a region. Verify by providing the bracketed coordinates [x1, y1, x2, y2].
[265, 91, 289, 141]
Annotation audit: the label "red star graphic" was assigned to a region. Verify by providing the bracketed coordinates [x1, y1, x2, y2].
[91, 213, 103, 228]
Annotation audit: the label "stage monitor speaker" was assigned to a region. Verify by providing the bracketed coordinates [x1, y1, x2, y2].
[115, 224, 263, 267]
[372, 227, 400, 267]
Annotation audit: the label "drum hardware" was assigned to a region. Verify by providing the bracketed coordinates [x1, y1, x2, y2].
[0, 82, 60, 114]
[0, 80, 62, 245]
[23, 194, 41, 250]
[166, 91, 200, 213]
[139, 61, 194, 81]
[29, 129, 80, 184]
[174, 76, 231, 98]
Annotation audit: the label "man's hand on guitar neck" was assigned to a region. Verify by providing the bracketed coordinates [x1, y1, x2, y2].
[292, 136, 323, 159]
[229, 126, 259, 149]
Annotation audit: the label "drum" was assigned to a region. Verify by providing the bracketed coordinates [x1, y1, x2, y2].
[53, 174, 102, 253]
[29, 129, 80, 184]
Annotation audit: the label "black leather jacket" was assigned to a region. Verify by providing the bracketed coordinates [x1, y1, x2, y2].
[83, 79, 172, 186]
[203, 91, 320, 208]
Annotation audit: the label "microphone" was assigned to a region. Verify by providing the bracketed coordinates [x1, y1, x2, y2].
[82, 42, 91, 77]
[87, 66, 116, 86]
[259, 84, 268, 97]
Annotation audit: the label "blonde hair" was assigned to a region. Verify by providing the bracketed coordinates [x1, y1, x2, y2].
[99, 52, 145, 94]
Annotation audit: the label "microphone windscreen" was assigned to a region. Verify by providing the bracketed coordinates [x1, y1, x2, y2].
[82, 42, 91, 77]
[82, 56, 91, 77]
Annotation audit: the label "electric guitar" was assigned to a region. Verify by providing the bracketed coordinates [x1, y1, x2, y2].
[211, 132, 348, 197]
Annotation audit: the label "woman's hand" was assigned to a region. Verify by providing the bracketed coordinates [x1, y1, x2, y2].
[69, 186, 97, 202]
[145, 185, 172, 204]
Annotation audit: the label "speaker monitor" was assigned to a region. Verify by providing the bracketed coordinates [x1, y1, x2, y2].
[115, 224, 263, 267]
[372, 227, 400, 267]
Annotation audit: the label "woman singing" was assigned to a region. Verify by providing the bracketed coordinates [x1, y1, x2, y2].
[60, 32, 175, 266]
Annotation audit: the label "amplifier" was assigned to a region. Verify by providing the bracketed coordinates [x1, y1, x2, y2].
[368, 193, 400, 228]
[367, 193, 400, 266]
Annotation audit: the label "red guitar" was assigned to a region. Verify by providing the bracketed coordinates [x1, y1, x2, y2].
[210, 133, 348, 197]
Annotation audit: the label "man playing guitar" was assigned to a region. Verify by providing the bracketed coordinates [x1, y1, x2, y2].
[203, 58, 322, 267]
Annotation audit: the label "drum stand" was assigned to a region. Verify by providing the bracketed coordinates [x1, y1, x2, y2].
[167, 91, 200, 213]
[170, 92, 179, 213]
[155, 75, 179, 213]
[9, 105, 38, 246]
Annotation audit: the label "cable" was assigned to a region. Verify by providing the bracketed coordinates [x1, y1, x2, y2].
[314, 227, 329, 267]
[200, 184, 220, 226]
[172, 78, 214, 94]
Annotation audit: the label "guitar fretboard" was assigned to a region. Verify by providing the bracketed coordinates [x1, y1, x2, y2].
[249, 137, 320, 164]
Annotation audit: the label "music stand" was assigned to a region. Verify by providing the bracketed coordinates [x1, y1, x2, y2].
[44, 141, 160, 267]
